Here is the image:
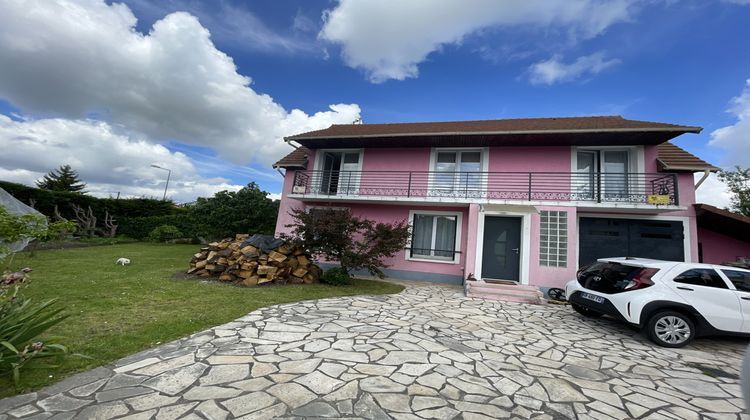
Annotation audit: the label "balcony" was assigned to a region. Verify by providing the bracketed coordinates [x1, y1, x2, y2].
[290, 170, 679, 207]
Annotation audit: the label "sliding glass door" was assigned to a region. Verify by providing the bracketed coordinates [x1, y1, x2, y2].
[318, 151, 360, 195]
[432, 150, 482, 196]
[575, 150, 630, 201]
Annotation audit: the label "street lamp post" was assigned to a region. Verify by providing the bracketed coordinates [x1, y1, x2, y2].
[151, 164, 171, 201]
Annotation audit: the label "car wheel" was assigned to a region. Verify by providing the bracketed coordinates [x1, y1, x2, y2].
[646, 311, 695, 348]
[571, 303, 603, 318]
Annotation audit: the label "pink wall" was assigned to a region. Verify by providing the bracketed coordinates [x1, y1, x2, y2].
[698, 227, 750, 265]
[274, 169, 306, 236]
[274, 144, 704, 284]
[342, 203, 469, 278]
[529, 206, 578, 288]
[362, 148, 431, 171]
[488, 146, 572, 172]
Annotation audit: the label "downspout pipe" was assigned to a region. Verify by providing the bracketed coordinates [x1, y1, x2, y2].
[695, 170, 711, 189]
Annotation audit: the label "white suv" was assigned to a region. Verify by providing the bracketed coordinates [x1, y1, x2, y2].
[565, 257, 750, 347]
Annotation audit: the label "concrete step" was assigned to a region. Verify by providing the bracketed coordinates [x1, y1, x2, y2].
[464, 281, 546, 304]
[467, 281, 541, 292]
[468, 293, 548, 305]
[465, 283, 543, 296]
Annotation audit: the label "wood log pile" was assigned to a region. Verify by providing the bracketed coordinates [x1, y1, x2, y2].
[187, 234, 322, 286]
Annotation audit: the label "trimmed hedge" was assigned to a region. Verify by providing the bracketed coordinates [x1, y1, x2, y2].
[0, 181, 182, 220]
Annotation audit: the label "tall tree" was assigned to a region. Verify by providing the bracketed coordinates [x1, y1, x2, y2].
[718, 166, 750, 216]
[36, 165, 86, 193]
[189, 183, 279, 239]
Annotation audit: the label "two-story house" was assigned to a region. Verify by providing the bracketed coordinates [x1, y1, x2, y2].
[272, 116, 720, 290]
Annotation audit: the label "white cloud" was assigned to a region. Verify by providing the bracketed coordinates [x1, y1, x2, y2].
[0, 0, 360, 166]
[710, 79, 750, 167]
[723, 0, 750, 4]
[0, 115, 244, 203]
[319, 0, 634, 82]
[528, 52, 621, 85]
[694, 172, 731, 209]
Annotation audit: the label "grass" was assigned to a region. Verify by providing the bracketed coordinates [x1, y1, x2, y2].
[0, 243, 404, 396]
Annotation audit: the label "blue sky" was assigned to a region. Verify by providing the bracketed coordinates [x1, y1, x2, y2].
[0, 0, 748, 205]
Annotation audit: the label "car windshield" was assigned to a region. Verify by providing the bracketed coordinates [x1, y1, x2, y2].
[577, 262, 645, 294]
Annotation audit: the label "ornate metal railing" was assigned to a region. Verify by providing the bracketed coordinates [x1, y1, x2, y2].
[291, 170, 679, 206]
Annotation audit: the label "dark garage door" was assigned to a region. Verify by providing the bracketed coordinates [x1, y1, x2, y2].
[579, 217, 685, 267]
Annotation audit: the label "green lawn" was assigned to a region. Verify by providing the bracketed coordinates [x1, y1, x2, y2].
[0, 243, 404, 396]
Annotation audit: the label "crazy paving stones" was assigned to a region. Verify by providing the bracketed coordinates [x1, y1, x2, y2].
[1, 283, 746, 419]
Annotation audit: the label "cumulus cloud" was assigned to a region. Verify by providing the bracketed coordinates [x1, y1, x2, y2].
[694, 172, 732, 209]
[528, 52, 620, 85]
[0, 115, 247, 202]
[319, 0, 634, 82]
[709, 79, 750, 167]
[0, 0, 360, 166]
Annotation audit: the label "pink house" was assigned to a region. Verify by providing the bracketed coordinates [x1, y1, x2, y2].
[273, 116, 720, 290]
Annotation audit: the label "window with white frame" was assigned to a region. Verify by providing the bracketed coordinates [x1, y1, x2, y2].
[409, 212, 460, 261]
[432, 150, 483, 195]
[540, 211, 567, 267]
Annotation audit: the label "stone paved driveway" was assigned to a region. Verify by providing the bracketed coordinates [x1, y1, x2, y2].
[1, 283, 747, 419]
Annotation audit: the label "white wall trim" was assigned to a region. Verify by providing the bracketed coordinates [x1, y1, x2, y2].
[475, 209, 532, 284]
[306, 205, 349, 211]
[405, 209, 463, 265]
[575, 213, 692, 270]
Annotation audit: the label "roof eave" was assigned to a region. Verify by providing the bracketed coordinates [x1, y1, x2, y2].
[656, 159, 719, 173]
[272, 163, 306, 170]
[285, 126, 703, 141]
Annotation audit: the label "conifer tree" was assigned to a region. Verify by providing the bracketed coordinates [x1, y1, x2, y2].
[36, 164, 86, 193]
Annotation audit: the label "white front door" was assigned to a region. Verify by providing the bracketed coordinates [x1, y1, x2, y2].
[668, 266, 743, 332]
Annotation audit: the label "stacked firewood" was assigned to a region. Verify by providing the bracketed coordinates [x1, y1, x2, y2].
[187, 234, 321, 286]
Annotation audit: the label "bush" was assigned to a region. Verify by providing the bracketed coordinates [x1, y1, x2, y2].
[190, 183, 278, 240]
[119, 214, 196, 240]
[148, 225, 183, 243]
[320, 267, 350, 286]
[285, 207, 410, 278]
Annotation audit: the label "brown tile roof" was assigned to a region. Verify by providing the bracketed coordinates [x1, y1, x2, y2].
[286, 115, 702, 141]
[694, 203, 750, 241]
[272, 146, 310, 169]
[657, 143, 719, 172]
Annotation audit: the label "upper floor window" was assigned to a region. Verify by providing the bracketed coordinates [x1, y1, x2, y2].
[432, 149, 483, 195]
[574, 148, 635, 201]
[316, 150, 362, 195]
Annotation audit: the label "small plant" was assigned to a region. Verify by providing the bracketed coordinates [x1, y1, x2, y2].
[0, 276, 69, 385]
[320, 267, 351, 286]
[148, 224, 183, 243]
[0, 205, 73, 384]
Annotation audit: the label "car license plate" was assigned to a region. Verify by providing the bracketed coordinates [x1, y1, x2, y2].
[581, 292, 604, 304]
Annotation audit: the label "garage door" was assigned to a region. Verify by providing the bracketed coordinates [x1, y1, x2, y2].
[579, 218, 685, 267]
